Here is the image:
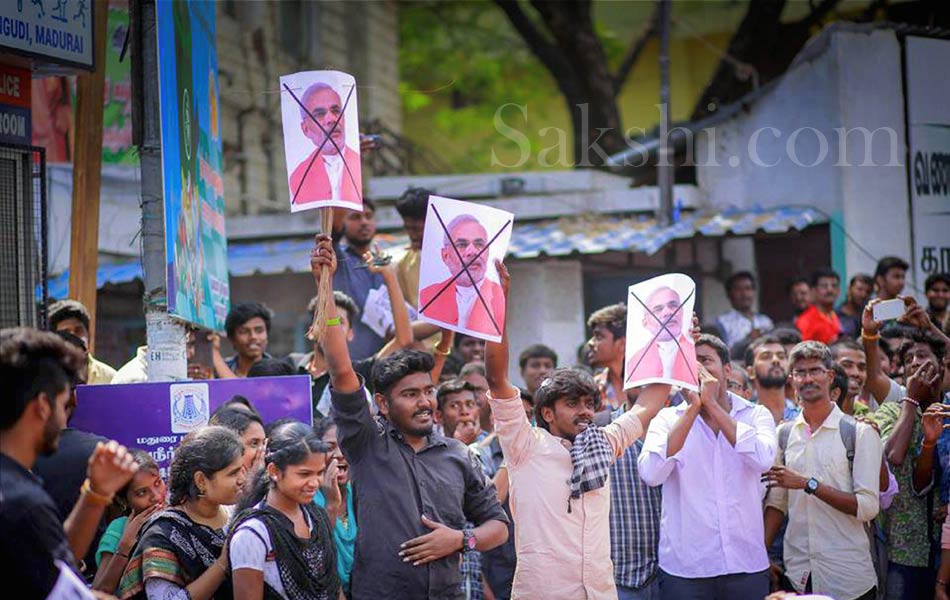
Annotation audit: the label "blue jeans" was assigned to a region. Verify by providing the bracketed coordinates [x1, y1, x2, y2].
[618, 577, 660, 600]
[885, 562, 932, 600]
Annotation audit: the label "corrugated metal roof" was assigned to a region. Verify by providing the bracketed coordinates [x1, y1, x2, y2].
[47, 206, 825, 296]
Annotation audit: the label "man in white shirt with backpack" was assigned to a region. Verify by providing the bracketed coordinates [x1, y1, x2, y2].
[765, 340, 884, 600]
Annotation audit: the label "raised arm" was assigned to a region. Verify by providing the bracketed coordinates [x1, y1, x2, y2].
[485, 261, 520, 401]
[64, 442, 138, 563]
[371, 256, 413, 358]
[312, 234, 361, 394]
[861, 300, 892, 403]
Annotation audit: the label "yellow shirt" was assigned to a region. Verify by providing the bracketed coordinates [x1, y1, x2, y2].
[396, 246, 421, 308]
[765, 404, 882, 599]
[87, 355, 117, 384]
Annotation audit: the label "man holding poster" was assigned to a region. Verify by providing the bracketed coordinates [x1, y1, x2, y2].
[625, 275, 698, 391]
[280, 71, 362, 211]
[419, 197, 512, 342]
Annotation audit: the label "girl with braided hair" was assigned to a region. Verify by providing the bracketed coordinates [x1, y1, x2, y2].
[228, 421, 341, 600]
[117, 426, 246, 600]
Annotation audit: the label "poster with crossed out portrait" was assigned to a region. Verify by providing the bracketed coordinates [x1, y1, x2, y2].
[279, 70, 362, 212]
[418, 196, 514, 343]
[624, 273, 699, 392]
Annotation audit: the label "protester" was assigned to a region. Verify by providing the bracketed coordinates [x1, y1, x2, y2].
[586, 303, 629, 411]
[639, 334, 776, 599]
[715, 271, 775, 347]
[727, 360, 754, 400]
[926, 272, 950, 333]
[229, 421, 340, 600]
[788, 278, 812, 318]
[455, 333, 487, 364]
[484, 260, 669, 599]
[435, 379, 480, 439]
[312, 416, 357, 595]
[837, 274, 874, 339]
[874, 330, 947, 598]
[49, 299, 117, 384]
[394, 187, 431, 308]
[830, 340, 872, 415]
[518, 344, 557, 396]
[223, 302, 274, 377]
[93, 451, 167, 594]
[765, 341, 883, 600]
[209, 404, 266, 474]
[459, 362, 491, 435]
[311, 233, 508, 599]
[117, 426, 246, 600]
[1, 327, 138, 598]
[796, 268, 842, 344]
[745, 334, 798, 424]
[874, 257, 909, 301]
[332, 198, 391, 360]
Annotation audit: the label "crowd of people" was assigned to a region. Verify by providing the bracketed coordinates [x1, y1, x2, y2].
[3, 186, 950, 600]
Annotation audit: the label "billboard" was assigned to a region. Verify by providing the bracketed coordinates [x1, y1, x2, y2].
[157, 0, 229, 330]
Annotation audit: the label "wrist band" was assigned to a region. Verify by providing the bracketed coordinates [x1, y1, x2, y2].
[81, 479, 113, 506]
[434, 346, 452, 357]
[902, 397, 920, 408]
[114, 550, 130, 559]
[861, 330, 880, 341]
[326, 317, 342, 327]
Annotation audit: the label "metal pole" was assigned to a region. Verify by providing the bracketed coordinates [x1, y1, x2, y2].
[132, 0, 186, 381]
[657, 0, 674, 226]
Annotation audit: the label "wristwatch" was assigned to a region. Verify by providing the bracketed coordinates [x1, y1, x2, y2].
[804, 477, 820, 495]
[462, 525, 477, 553]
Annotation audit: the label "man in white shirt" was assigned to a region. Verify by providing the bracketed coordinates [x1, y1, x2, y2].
[715, 271, 775, 348]
[638, 334, 777, 599]
[765, 341, 883, 600]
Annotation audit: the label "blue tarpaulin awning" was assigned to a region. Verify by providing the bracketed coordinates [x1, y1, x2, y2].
[47, 205, 825, 297]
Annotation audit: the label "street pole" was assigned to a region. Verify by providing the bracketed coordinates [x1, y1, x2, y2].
[657, 0, 674, 226]
[131, 0, 186, 381]
[68, 0, 108, 352]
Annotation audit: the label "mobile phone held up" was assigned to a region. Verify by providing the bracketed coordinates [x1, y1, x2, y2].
[872, 298, 905, 322]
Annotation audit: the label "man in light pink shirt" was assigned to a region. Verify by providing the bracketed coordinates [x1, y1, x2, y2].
[638, 334, 777, 599]
[485, 263, 669, 599]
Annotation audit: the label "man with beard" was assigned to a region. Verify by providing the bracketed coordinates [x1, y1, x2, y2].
[485, 262, 669, 599]
[288, 82, 362, 207]
[640, 335, 776, 599]
[0, 328, 139, 598]
[874, 256, 909, 302]
[745, 334, 799, 425]
[626, 286, 696, 387]
[312, 234, 508, 600]
[837, 274, 873, 339]
[332, 197, 405, 360]
[420, 214, 506, 339]
[765, 341, 883, 600]
[926, 273, 950, 333]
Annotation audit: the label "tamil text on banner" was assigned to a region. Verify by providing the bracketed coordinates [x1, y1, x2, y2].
[624, 273, 699, 392]
[72, 376, 314, 478]
[157, 0, 229, 330]
[418, 196, 513, 343]
[279, 70, 362, 212]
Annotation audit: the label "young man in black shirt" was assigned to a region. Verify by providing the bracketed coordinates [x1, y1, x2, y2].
[310, 234, 509, 600]
[0, 328, 139, 599]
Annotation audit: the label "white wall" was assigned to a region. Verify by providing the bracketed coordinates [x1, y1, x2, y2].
[506, 259, 586, 387]
[696, 27, 913, 289]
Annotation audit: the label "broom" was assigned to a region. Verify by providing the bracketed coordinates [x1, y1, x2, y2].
[306, 207, 335, 345]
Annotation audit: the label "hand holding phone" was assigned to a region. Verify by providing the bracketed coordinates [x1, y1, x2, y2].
[872, 298, 905, 322]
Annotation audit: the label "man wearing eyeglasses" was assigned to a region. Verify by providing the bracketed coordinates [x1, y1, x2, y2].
[765, 341, 883, 600]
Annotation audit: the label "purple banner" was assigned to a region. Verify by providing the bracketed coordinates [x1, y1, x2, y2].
[73, 376, 313, 477]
